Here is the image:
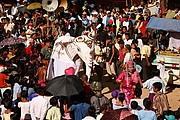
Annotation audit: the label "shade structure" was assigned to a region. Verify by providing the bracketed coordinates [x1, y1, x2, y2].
[46, 75, 84, 96]
[146, 17, 180, 32]
[26, 2, 41, 10]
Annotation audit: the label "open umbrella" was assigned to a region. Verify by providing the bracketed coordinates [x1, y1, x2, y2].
[46, 75, 84, 96]
[26, 2, 41, 10]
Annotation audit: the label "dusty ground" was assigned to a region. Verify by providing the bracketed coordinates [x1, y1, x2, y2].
[100, 81, 180, 111]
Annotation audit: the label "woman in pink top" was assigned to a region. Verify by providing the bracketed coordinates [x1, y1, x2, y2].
[116, 60, 142, 104]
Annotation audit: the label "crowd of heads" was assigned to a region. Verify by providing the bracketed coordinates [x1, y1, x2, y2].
[0, 0, 180, 120]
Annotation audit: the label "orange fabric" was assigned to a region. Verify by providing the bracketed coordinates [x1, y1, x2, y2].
[0, 74, 8, 88]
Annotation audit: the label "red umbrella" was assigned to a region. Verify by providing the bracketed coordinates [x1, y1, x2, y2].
[101, 108, 138, 120]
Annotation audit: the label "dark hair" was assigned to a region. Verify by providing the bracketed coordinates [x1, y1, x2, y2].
[118, 40, 124, 45]
[131, 13, 136, 19]
[153, 70, 160, 77]
[36, 86, 44, 95]
[138, 8, 143, 13]
[153, 82, 162, 91]
[116, 35, 122, 39]
[10, 113, 19, 120]
[131, 101, 138, 110]
[132, 39, 138, 44]
[134, 88, 142, 98]
[118, 93, 125, 102]
[125, 32, 130, 36]
[122, 26, 127, 30]
[106, 36, 112, 40]
[21, 90, 28, 99]
[100, 104, 108, 112]
[87, 106, 96, 118]
[142, 38, 149, 45]
[30, 55, 37, 61]
[143, 98, 151, 109]
[4, 99, 12, 109]
[125, 44, 131, 51]
[50, 97, 58, 106]
[3, 89, 12, 99]
[5, 17, 10, 22]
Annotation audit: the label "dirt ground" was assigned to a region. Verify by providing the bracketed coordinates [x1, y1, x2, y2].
[101, 81, 180, 111]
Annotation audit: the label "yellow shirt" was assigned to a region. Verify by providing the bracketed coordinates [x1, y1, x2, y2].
[141, 45, 151, 59]
[46, 106, 61, 120]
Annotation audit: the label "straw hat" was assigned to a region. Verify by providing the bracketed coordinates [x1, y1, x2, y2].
[159, 57, 165, 62]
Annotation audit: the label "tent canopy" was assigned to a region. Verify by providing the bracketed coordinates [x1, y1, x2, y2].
[146, 17, 180, 32]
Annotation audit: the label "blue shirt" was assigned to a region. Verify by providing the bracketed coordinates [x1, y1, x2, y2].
[138, 110, 156, 120]
[70, 103, 90, 120]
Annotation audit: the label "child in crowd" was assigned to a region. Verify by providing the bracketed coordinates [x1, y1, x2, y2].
[18, 90, 30, 120]
[96, 104, 110, 120]
[3, 99, 13, 120]
[113, 93, 128, 110]
[153, 82, 169, 117]
[130, 101, 138, 115]
[82, 106, 96, 120]
[130, 88, 144, 110]
[111, 90, 120, 110]
[137, 98, 156, 120]
[117, 40, 125, 75]
[46, 97, 61, 120]
[143, 70, 166, 110]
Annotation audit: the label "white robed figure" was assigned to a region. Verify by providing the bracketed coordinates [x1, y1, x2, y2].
[47, 34, 95, 82]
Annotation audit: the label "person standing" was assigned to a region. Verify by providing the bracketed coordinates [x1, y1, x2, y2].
[153, 82, 169, 117]
[94, 41, 104, 81]
[90, 82, 109, 113]
[143, 70, 166, 110]
[137, 98, 156, 120]
[45, 97, 61, 120]
[116, 61, 142, 105]
[41, 40, 52, 66]
[141, 38, 151, 81]
[105, 36, 116, 80]
[30, 87, 48, 120]
[18, 90, 30, 120]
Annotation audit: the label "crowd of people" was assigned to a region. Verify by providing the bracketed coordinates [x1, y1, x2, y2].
[0, 0, 180, 120]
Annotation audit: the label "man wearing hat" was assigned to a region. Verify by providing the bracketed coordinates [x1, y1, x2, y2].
[157, 57, 165, 81]
[90, 81, 110, 113]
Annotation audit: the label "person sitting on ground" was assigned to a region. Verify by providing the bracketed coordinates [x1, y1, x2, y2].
[153, 82, 169, 117]
[111, 90, 120, 110]
[137, 98, 156, 120]
[45, 97, 61, 120]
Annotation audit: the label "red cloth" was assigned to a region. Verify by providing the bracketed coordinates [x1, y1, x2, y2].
[26, 46, 32, 55]
[0, 74, 8, 88]
[140, 21, 148, 38]
[119, 48, 126, 62]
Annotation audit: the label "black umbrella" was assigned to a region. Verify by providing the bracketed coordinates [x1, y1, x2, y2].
[46, 75, 84, 96]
